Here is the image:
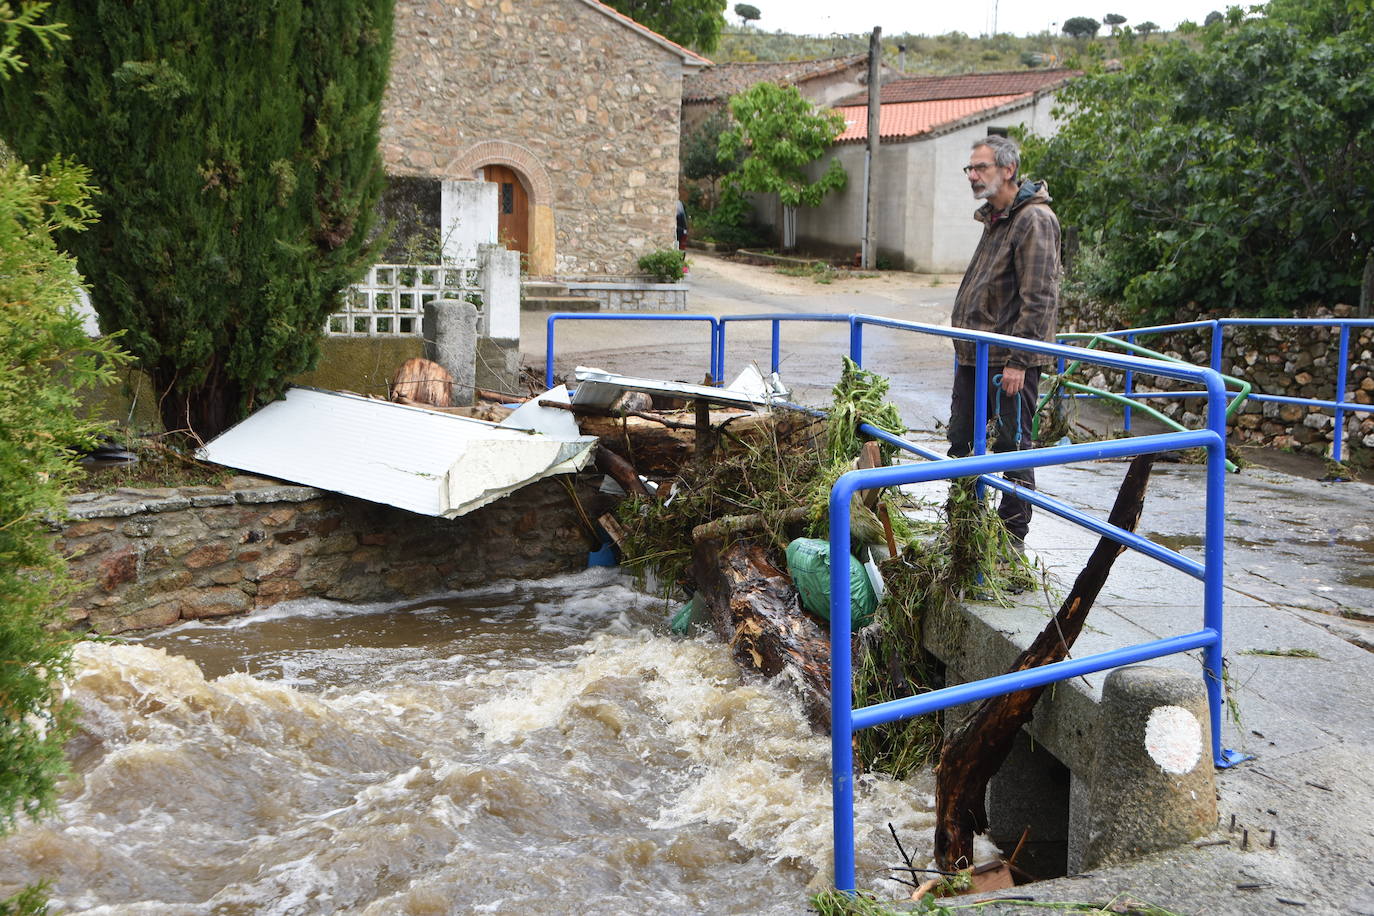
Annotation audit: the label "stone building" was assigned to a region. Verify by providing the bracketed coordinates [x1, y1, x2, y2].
[753, 69, 1079, 272]
[381, 0, 709, 278]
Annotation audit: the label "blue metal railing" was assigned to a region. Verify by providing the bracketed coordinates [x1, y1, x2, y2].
[1061, 318, 1374, 465]
[543, 311, 1242, 893]
[545, 313, 722, 390]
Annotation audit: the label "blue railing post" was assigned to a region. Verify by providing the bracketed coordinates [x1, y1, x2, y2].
[770, 320, 782, 376]
[545, 314, 559, 390]
[1209, 320, 1224, 377]
[712, 318, 723, 385]
[973, 343, 989, 457]
[1334, 324, 1351, 464]
[828, 476, 858, 894]
[849, 318, 864, 367]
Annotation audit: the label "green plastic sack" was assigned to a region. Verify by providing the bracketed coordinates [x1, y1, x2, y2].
[785, 537, 876, 629]
[670, 593, 706, 636]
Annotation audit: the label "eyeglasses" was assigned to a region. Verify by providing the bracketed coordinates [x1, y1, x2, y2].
[962, 162, 997, 175]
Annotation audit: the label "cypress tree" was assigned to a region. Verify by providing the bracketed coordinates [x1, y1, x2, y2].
[0, 1, 394, 440]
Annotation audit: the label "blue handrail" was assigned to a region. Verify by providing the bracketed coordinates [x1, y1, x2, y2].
[1070, 318, 1374, 465]
[544, 313, 722, 390]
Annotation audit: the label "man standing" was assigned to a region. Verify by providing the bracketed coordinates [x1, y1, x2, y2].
[948, 135, 1061, 547]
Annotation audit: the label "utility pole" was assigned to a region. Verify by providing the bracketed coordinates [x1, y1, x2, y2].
[861, 26, 882, 270]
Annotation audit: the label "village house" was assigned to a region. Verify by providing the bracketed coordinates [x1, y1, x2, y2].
[752, 68, 1079, 272]
[380, 0, 710, 278]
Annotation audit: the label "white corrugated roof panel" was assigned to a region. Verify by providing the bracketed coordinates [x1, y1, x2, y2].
[198, 387, 597, 517]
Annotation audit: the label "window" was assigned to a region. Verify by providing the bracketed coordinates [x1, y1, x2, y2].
[501, 182, 514, 215]
[986, 126, 1009, 138]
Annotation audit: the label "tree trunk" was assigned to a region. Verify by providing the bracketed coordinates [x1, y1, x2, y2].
[933, 455, 1156, 870]
[153, 358, 247, 443]
[692, 537, 834, 730]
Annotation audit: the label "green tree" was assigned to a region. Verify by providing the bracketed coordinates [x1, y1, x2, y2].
[1135, 20, 1159, 35]
[1103, 12, 1128, 31]
[0, 4, 127, 902]
[734, 3, 761, 26]
[0, 1, 394, 441]
[718, 82, 847, 210]
[683, 109, 740, 207]
[1023, 0, 1374, 318]
[603, 0, 728, 52]
[1062, 15, 1102, 38]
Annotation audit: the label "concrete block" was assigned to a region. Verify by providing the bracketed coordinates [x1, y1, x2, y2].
[423, 298, 479, 406]
[479, 243, 521, 340]
[475, 336, 520, 396]
[1078, 666, 1217, 871]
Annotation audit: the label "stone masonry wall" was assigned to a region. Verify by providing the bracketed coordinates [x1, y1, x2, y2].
[1061, 302, 1374, 466]
[382, 0, 686, 276]
[564, 281, 688, 312]
[60, 476, 607, 635]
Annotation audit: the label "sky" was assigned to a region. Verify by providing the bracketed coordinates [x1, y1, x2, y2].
[741, 0, 1229, 38]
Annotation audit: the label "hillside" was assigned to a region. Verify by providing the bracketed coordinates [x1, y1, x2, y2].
[711, 23, 1182, 73]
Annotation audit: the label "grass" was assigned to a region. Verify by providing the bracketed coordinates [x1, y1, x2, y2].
[775, 262, 880, 285]
[1241, 647, 1322, 659]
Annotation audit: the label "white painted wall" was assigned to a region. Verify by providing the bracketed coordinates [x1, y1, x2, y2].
[762, 92, 1069, 274]
[440, 180, 498, 263]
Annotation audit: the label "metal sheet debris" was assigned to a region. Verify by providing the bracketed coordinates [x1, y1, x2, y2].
[198, 387, 598, 518]
[571, 365, 789, 409]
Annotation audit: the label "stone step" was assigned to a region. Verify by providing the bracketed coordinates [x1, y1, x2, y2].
[521, 280, 570, 298]
[520, 295, 598, 312]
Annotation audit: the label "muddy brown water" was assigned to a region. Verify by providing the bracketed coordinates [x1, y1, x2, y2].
[0, 569, 945, 914]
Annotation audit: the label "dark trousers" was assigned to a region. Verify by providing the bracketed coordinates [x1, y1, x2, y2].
[947, 364, 1040, 541]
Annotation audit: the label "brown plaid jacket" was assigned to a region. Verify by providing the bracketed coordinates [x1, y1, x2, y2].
[951, 180, 1061, 369]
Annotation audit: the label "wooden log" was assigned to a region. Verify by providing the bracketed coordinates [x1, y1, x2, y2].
[933, 455, 1156, 871]
[594, 444, 651, 500]
[690, 507, 811, 543]
[692, 537, 834, 730]
[579, 408, 823, 478]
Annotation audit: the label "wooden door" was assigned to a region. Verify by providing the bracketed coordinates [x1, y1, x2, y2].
[482, 165, 529, 255]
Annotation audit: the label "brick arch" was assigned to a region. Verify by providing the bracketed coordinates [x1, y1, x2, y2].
[447, 140, 553, 204]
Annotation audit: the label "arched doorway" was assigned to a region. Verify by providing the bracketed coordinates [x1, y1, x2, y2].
[448, 142, 555, 276]
[482, 164, 530, 258]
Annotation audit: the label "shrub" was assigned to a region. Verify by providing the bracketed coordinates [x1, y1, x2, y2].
[637, 248, 687, 283]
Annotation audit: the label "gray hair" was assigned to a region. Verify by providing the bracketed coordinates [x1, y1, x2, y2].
[973, 135, 1020, 173]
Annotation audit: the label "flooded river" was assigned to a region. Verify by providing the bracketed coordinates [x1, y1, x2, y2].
[0, 569, 940, 914]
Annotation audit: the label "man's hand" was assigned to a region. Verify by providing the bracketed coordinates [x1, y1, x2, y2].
[1000, 365, 1025, 395]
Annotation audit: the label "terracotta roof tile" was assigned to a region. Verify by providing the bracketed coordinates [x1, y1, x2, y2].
[833, 68, 1079, 107]
[682, 55, 867, 102]
[835, 95, 1030, 142]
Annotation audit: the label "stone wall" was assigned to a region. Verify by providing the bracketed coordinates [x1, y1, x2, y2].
[1060, 302, 1374, 466]
[382, 0, 692, 277]
[60, 476, 607, 635]
[564, 280, 688, 312]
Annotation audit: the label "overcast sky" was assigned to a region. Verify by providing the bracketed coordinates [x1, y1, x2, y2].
[739, 0, 1232, 37]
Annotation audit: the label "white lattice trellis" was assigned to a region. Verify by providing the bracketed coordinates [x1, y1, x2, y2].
[328, 262, 482, 337]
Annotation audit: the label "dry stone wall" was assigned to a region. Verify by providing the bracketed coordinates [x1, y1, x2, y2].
[382, 0, 686, 276]
[59, 476, 605, 635]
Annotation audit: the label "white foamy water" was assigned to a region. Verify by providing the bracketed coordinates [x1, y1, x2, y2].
[0, 569, 938, 914]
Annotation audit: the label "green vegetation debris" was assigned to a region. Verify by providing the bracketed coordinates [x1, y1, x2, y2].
[617, 359, 1036, 780]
